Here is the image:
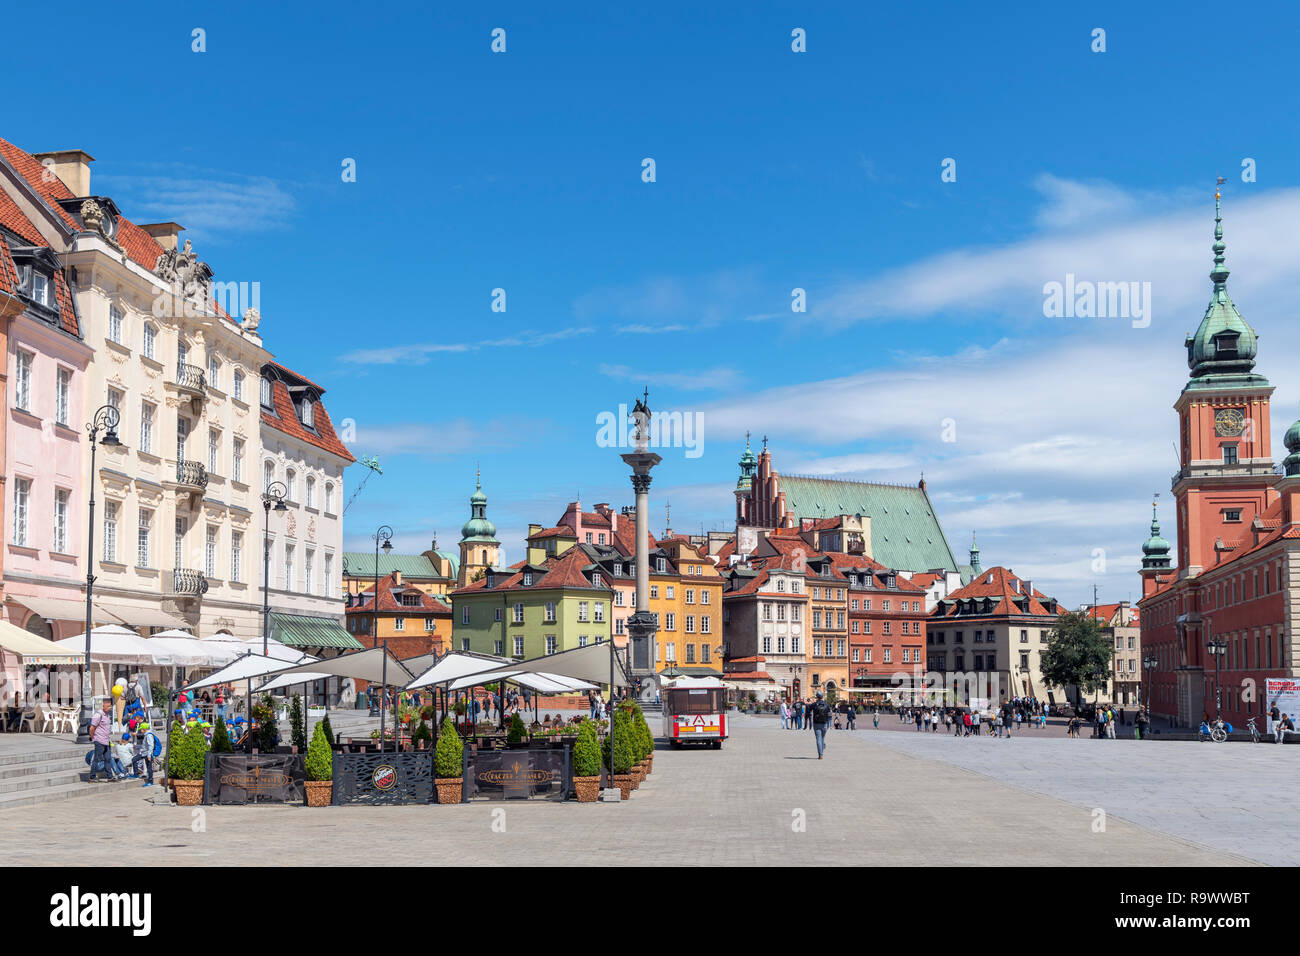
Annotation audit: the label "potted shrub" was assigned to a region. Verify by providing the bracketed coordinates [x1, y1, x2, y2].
[252, 694, 279, 753]
[605, 707, 635, 799]
[412, 719, 432, 750]
[290, 694, 306, 752]
[435, 716, 464, 804]
[635, 705, 655, 774]
[304, 723, 333, 806]
[210, 715, 234, 754]
[320, 711, 335, 748]
[506, 712, 528, 747]
[571, 720, 602, 802]
[171, 723, 207, 806]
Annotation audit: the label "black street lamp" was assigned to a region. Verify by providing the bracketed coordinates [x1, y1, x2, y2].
[1142, 654, 1158, 715]
[373, 526, 393, 750]
[77, 405, 123, 744]
[1207, 638, 1227, 720]
[260, 481, 288, 656]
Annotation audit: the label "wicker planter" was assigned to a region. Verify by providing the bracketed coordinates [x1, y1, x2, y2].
[573, 775, 601, 803]
[173, 779, 204, 806]
[645, 754, 654, 774]
[304, 780, 333, 807]
[436, 777, 463, 805]
[631, 764, 646, 788]
[613, 773, 634, 800]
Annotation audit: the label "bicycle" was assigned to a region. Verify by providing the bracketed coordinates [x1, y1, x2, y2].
[1246, 716, 1261, 743]
[1198, 717, 1228, 742]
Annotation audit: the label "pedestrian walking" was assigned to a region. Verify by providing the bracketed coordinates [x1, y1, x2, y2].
[872, 709, 879, 730]
[89, 699, 118, 782]
[780, 699, 790, 729]
[846, 704, 856, 730]
[811, 691, 831, 759]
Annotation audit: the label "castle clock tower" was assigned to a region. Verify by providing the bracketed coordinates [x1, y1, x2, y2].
[1171, 186, 1276, 577]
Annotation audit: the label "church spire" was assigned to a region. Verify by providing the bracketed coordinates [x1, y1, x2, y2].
[1211, 176, 1229, 291]
[1141, 499, 1171, 570]
[969, 532, 981, 574]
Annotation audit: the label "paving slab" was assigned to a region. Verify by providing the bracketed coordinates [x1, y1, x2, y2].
[0, 718, 1250, 867]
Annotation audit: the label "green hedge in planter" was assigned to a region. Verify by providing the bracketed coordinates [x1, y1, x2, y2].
[210, 715, 234, 754]
[305, 723, 332, 782]
[506, 712, 527, 744]
[573, 720, 602, 777]
[435, 716, 463, 778]
[412, 719, 432, 747]
[603, 706, 635, 775]
[290, 694, 306, 752]
[171, 723, 208, 781]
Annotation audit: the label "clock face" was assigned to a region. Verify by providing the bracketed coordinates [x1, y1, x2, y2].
[1215, 408, 1245, 437]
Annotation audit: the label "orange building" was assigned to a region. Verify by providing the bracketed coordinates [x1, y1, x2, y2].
[345, 570, 452, 671]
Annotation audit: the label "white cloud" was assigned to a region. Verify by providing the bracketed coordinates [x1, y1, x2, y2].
[99, 172, 296, 239]
[343, 327, 590, 365]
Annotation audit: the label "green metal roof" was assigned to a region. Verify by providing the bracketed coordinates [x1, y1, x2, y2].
[777, 476, 959, 574]
[341, 551, 458, 581]
[270, 612, 364, 650]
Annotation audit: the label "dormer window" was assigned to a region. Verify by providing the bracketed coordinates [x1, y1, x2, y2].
[523, 572, 532, 586]
[260, 376, 273, 408]
[615, 563, 624, 577]
[300, 398, 314, 428]
[656, 557, 666, 573]
[1213, 330, 1239, 360]
[30, 272, 49, 307]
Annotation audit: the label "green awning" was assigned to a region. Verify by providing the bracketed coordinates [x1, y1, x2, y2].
[269, 612, 364, 650]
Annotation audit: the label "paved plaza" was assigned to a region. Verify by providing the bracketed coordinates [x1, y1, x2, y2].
[0, 715, 1271, 866]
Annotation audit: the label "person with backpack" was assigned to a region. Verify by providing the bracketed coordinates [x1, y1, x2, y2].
[132, 721, 160, 787]
[89, 699, 119, 782]
[811, 691, 832, 759]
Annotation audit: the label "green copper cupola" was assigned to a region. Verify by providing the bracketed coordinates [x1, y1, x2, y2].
[1184, 184, 1263, 383]
[1283, 419, 1300, 477]
[1141, 500, 1172, 570]
[460, 470, 498, 541]
[736, 432, 757, 491]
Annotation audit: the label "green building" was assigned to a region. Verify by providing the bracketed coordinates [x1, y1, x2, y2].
[450, 544, 613, 659]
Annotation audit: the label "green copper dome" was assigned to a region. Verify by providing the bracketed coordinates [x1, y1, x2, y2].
[1141, 501, 1171, 570]
[1185, 188, 1260, 380]
[1283, 420, 1300, 476]
[460, 475, 497, 541]
[736, 434, 757, 491]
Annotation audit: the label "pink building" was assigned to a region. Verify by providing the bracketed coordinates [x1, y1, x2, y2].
[1, 193, 92, 704]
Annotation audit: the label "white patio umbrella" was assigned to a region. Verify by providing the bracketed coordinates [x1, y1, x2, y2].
[54, 625, 159, 664]
[404, 651, 514, 690]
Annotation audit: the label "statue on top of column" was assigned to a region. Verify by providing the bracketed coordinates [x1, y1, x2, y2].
[630, 388, 651, 453]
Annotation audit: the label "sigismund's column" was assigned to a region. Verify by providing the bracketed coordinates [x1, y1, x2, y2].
[622, 390, 661, 696]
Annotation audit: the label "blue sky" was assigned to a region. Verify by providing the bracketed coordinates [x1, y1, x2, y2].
[8, 0, 1300, 606]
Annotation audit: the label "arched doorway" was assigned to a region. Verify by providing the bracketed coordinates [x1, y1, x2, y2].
[23, 614, 52, 641]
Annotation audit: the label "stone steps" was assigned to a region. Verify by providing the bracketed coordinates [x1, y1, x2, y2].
[0, 741, 103, 809]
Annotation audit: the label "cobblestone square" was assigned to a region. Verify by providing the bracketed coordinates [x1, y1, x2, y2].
[0, 716, 1263, 867]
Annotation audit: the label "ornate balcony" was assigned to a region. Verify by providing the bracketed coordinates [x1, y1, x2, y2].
[176, 460, 208, 491]
[171, 569, 209, 596]
[173, 363, 207, 393]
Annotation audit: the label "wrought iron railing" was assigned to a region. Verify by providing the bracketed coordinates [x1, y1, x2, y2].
[172, 569, 209, 595]
[176, 460, 209, 489]
[174, 363, 207, 392]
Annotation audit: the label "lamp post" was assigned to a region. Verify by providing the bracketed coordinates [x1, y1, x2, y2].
[1207, 638, 1227, 720]
[260, 481, 288, 656]
[77, 405, 123, 744]
[1142, 654, 1158, 715]
[373, 526, 393, 751]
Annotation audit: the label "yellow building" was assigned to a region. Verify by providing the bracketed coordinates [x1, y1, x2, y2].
[653, 538, 723, 676]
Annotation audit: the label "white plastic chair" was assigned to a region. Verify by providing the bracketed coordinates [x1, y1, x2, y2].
[56, 708, 77, 733]
[36, 705, 54, 733]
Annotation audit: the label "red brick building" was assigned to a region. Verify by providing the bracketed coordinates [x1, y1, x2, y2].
[1139, 191, 1300, 728]
[833, 554, 927, 700]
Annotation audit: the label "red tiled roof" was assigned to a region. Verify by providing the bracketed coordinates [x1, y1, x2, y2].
[0, 139, 78, 233]
[581, 511, 611, 529]
[348, 573, 452, 614]
[451, 546, 610, 596]
[908, 572, 944, 588]
[114, 217, 164, 272]
[261, 378, 355, 463]
[0, 186, 45, 245]
[934, 566, 1054, 618]
[0, 238, 18, 295]
[51, 268, 79, 337]
[527, 526, 575, 540]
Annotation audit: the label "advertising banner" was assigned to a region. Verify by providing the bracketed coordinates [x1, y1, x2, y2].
[468, 748, 568, 800]
[1265, 679, 1300, 727]
[205, 754, 305, 805]
[332, 752, 433, 805]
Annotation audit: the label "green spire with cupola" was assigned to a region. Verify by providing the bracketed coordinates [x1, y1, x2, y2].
[736, 431, 757, 491]
[1283, 419, 1300, 477]
[968, 532, 981, 574]
[1141, 500, 1172, 570]
[460, 468, 498, 542]
[1183, 182, 1268, 390]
